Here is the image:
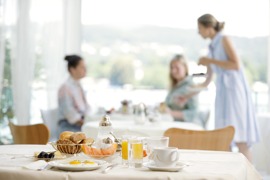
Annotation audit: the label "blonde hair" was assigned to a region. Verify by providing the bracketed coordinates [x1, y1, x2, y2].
[198, 14, 225, 32]
[169, 54, 189, 89]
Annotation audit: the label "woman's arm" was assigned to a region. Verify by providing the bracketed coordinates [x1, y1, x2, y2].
[172, 66, 213, 108]
[198, 36, 240, 70]
[167, 108, 184, 120]
[177, 65, 213, 101]
[58, 88, 84, 125]
[167, 97, 198, 122]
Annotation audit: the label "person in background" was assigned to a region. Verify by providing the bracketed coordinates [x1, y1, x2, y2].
[58, 55, 90, 133]
[165, 55, 201, 126]
[197, 14, 259, 161]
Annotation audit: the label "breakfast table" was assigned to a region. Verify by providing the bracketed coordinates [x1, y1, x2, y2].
[82, 114, 204, 139]
[0, 144, 261, 180]
[82, 119, 203, 139]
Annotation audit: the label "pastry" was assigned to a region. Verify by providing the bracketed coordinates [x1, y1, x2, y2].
[70, 132, 86, 144]
[57, 139, 75, 145]
[59, 131, 74, 140]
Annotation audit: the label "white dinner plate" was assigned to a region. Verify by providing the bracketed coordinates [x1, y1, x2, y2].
[144, 162, 187, 172]
[48, 158, 107, 171]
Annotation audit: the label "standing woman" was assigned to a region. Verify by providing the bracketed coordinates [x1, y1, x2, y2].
[58, 55, 90, 133]
[197, 14, 259, 161]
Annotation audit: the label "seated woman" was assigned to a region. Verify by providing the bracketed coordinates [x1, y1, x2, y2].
[58, 55, 90, 133]
[165, 55, 202, 126]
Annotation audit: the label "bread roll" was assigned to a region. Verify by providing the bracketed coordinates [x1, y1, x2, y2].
[70, 132, 86, 144]
[59, 131, 74, 140]
[57, 139, 75, 145]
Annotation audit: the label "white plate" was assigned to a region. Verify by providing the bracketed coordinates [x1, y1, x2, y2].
[48, 158, 107, 171]
[144, 162, 186, 172]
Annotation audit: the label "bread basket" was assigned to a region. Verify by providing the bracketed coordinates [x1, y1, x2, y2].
[50, 140, 93, 154]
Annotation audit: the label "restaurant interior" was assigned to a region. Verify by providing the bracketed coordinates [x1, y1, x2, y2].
[0, 0, 269, 179]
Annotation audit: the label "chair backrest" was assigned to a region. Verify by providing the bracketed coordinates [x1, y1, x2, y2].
[40, 108, 59, 140]
[164, 126, 235, 151]
[9, 122, 50, 144]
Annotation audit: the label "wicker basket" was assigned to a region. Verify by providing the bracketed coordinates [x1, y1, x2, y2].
[50, 140, 82, 154]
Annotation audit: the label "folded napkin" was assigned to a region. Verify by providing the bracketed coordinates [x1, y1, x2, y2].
[23, 160, 48, 170]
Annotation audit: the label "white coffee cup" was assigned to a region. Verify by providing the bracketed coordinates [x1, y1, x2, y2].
[146, 136, 169, 154]
[151, 147, 179, 167]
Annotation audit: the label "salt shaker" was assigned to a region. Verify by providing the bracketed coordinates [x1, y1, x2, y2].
[96, 115, 115, 148]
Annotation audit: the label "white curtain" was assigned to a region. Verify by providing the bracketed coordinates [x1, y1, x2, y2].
[0, 0, 7, 94]
[42, 20, 66, 109]
[11, 0, 35, 125]
[3, 0, 82, 125]
[42, 0, 81, 110]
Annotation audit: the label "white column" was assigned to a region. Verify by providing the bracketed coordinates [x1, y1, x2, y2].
[12, 0, 35, 124]
[268, 0, 270, 112]
[63, 0, 81, 55]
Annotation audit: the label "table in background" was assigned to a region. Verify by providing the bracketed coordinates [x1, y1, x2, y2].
[0, 145, 261, 180]
[82, 119, 203, 139]
[86, 113, 174, 122]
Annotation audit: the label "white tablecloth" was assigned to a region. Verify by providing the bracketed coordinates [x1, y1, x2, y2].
[0, 145, 261, 180]
[251, 113, 270, 174]
[87, 113, 174, 122]
[82, 120, 203, 139]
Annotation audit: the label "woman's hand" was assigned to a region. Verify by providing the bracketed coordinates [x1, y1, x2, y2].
[166, 107, 183, 120]
[174, 96, 188, 108]
[75, 119, 84, 127]
[198, 57, 212, 66]
[165, 107, 172, 114]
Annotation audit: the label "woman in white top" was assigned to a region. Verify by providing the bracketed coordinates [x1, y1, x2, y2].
[58, 55, 90, 133]
[197, 14, 259, 161]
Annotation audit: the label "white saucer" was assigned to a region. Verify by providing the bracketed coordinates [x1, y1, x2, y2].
[144, 162, 186, 172]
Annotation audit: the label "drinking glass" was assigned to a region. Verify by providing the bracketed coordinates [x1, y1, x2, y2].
[121, 138, 129, 166]
[129, 138, 143, 168]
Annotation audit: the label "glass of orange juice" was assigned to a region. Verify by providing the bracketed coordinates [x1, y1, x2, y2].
[129, 138, 143, 168]
[121, 138, 129, 166]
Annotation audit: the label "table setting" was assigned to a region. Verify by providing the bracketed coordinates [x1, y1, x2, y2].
[0, 143, 261, 180]
[0, 114, 261, 179]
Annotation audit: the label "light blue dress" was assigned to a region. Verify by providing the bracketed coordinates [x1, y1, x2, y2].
[209, 32, 260, 146]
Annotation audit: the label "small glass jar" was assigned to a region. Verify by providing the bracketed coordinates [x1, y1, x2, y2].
[96, 115, 115, 149]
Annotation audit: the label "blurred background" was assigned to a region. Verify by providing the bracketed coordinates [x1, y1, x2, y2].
[0, 0, 269, 143]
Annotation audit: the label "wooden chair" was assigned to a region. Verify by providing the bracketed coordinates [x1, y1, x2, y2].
[164, 126, 235, 151]
[9, 122, 50, 144]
